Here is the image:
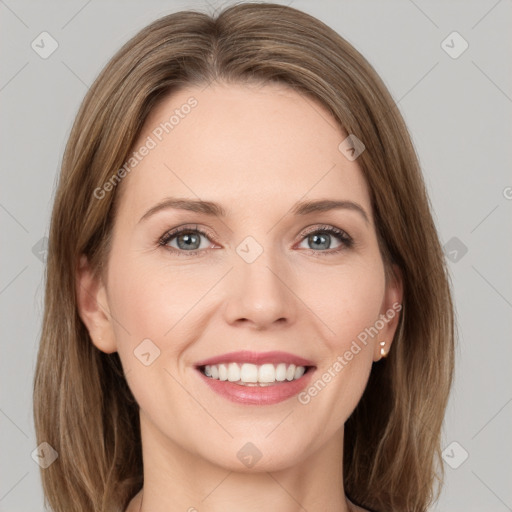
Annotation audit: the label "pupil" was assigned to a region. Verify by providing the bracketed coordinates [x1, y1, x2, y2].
[310, 233, 329, 250]
[178, 233, 199, 250]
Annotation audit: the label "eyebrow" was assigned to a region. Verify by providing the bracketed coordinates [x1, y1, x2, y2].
[138, 197, 369, 224]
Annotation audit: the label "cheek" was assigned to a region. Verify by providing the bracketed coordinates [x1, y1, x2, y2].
[294, 266, 384, 427]
[105, 256, 210, 414]
[301, 259, 386, 348]
[108, 255, 214, 343]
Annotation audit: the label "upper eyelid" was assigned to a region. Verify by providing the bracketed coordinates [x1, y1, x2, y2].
[159, 224, 216, 243]
[301, 224, 350, 237]
[160, 223, 349, 237]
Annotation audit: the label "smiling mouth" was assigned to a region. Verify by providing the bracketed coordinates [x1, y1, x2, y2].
[196, 363, 315, 386]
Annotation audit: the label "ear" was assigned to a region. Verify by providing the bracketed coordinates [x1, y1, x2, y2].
[76, 254, 117, 354]
[373, 264, 403, 362]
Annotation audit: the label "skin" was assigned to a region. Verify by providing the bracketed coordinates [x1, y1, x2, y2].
[77, 81, 402, 512]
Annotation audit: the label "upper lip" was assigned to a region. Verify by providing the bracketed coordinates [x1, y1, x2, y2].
[194, 350, 315, 368]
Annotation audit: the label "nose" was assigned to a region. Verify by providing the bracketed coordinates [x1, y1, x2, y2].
[223, 251, 296, 330]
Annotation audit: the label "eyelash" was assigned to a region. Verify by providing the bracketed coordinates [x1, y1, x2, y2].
[157, 224, 353, 257]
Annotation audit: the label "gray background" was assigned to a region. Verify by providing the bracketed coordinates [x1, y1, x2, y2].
[1, 0, 511, 510]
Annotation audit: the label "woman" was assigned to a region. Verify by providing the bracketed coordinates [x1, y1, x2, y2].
[33, 3, 455, 511]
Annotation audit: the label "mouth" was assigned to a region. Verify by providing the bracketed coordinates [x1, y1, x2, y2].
[196, 363, 316, 386]
[194, 359, 317, 405]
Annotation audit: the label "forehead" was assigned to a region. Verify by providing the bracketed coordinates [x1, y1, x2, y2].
[116, 82, 371, 220]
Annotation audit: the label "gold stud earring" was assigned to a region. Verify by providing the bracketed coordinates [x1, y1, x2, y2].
[379, 341, 387, 358]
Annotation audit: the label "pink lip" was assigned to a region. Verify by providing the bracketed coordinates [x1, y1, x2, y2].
[194, 350, 315, 368]
[196, 367, 317, 405]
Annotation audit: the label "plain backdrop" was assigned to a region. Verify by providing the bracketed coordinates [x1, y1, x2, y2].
[1, 1, 511, 511]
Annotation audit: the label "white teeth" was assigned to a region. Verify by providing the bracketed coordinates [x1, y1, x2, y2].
[240, 363, 258, 383]
[218, 363, 228, 381]
[258, 363, 276, 383]
[202, 362, 308, 385]
[294, 365, 306, 379]
[275, 363, 287, 381]
[227, 362, 239, 382]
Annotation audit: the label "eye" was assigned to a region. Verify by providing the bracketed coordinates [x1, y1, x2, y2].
[158, 224, 353, 257]
[296, 225, 353, 255]
[159, 225, 216, 256]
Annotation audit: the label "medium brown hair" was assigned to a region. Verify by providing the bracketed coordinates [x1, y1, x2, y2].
[33, 3, 455, 511]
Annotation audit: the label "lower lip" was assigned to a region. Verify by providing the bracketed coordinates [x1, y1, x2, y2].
[196, 367, 316, 405]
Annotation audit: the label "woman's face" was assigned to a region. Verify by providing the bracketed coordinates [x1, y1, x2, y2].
[79, 81, 402, 472]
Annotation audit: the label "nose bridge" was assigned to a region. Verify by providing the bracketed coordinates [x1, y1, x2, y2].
[223, 238, 294, 328]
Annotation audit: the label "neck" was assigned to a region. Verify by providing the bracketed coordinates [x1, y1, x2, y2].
[126, 411, 354, 512]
